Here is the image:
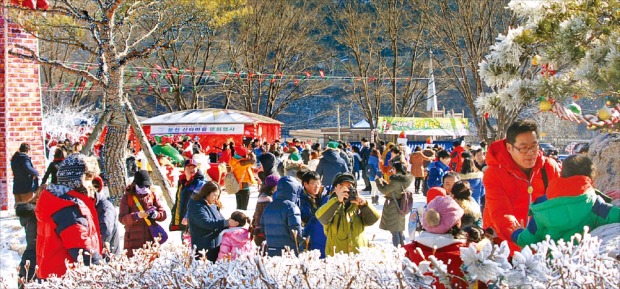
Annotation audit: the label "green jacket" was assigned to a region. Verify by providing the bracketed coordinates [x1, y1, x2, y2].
[512, 191, 620, 247]
[316, 194, 380, 256]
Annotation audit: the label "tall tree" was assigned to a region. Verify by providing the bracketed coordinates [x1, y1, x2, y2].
[419, 0, 513, 141]
[327, 0, 387, 130]
[220, 0, 329, 118]
[131, 12, 230, 115]
[328, 0, 437, 134]
[8, 0, 241, 205]
[375, 0, 432, 118]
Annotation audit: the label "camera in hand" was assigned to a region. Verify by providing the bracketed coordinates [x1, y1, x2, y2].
[347, 186, 358, 201]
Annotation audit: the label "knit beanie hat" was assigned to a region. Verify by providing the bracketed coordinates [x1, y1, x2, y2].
[264, 175, 280, 188]
[134, 170, 152, 188]
[422, 196, 464, 234]
[327, 141, 340, 149]
[57, 153, 87, 190]
[290, 153, 302, 161]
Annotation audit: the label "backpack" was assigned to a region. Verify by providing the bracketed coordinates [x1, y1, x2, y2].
[393, 183, 415, 215]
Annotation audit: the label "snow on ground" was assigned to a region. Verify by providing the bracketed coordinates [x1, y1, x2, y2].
[0, 211, 25, 289]
[0, 181, 427, 288]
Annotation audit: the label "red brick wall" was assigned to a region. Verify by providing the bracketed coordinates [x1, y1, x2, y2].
[0, 16, 46, 210]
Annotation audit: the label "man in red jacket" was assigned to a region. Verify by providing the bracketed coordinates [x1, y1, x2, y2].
[449, 140, 465, 173]
[482, 120, 560, 252]
[35, 154, 103, 279]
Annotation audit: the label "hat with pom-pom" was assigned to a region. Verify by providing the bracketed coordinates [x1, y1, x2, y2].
[422, 196, 464, 234]
[57, 153, 88, 190]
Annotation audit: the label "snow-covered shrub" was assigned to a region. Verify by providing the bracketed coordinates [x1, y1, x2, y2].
[19, 229, 620, 289]
[42, 105, 95, 143]
[22, 242, 435, 289]
[461, 227, 619, 288]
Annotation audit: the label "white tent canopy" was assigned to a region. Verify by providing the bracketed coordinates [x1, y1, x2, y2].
[142, 108, 283, 125]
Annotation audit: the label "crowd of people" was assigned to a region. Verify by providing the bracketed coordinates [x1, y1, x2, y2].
[9, 119, 619, 288]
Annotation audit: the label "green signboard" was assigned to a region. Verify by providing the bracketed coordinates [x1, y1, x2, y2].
[377, 116, 469, 136]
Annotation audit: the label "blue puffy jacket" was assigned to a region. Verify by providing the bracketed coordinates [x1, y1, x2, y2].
[459, 172, 485, 205]
[366, 156, 381, 182]
[299, 186, 330, 258]
[316, 149, 349, 186]
[260, 176, 304, 256]
[426, 161, 450, 189]
[187, 198, 228, 257]
[10, 152, 39, 195]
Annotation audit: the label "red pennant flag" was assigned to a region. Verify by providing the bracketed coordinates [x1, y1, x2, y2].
[12, 0, 49, 10]
[294, 79, 299, 86]
[305, 71, 311, 78]
[137, 71, 143, 78]
[37, 0, 48, 9]
[155, 64, 163, 71]
[319, 70, 325, 78]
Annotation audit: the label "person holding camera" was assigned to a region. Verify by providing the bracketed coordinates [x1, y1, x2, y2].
[376, 161, 414, 247]
[316, 173, 380, 256]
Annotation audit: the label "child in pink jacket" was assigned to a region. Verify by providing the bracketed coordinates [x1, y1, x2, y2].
[217, 211, 255, 260]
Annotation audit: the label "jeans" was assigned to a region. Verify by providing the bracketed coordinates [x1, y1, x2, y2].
[391, 231, 405, 247]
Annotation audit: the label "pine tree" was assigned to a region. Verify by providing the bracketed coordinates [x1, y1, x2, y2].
[478, 0, 620, 135]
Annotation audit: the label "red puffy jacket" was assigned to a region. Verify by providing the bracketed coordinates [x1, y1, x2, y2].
[404, 238, 468, 289]
[482, 139, 560, 252]
[35, 186, 102, 279]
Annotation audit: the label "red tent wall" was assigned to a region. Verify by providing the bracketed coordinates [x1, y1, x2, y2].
[140, 123, 281, 156]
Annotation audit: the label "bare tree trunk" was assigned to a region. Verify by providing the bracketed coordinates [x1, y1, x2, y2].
[81, 108, 112, 154]
[125, 100, 174, 208]
[103, 71, 129, 205]
[104, 107, 129, 205]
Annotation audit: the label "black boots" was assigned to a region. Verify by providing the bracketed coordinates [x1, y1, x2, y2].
[371, 195, 380, 205]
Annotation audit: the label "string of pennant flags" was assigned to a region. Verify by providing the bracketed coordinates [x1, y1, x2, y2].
[40, 62, 433, 92]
